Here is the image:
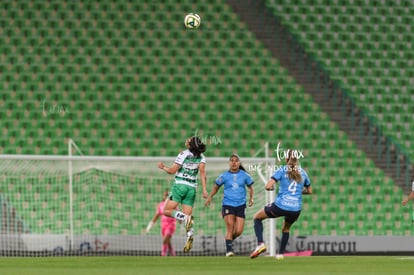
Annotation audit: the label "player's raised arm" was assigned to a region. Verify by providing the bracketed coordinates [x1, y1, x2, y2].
[158, 162, 180, 174]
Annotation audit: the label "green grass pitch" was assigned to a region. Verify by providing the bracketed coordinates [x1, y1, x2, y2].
[1, 256, 414, 275]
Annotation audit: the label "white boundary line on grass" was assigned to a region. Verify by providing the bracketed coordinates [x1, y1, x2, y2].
[395, 257, 414, 260]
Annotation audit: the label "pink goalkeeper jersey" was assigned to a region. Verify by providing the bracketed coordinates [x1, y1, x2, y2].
[157, 201, 176, 228]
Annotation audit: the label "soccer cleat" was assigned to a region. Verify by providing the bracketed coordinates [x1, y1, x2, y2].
[250, 243, 267, 259]
[184, 215, 194, 232]
[275, 254, 284, 260]
[183, 235, 193, 253]
[225, 251, 234, 257]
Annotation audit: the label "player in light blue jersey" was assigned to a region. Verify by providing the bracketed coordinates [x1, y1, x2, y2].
[205, 154, 254, 257]
[250, 149, 312, 259]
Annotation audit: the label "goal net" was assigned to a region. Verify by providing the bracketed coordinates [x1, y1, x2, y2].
[0, 150, 275, 256]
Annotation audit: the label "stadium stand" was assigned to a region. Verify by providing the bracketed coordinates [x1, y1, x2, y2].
[0, 0, 412, 239]
[264, 0, 414, 160]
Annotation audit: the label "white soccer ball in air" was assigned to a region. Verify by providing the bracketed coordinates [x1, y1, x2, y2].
[184, 13, 201, 29]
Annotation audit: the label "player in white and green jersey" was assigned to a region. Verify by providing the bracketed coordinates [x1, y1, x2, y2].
[158, 136, 207, 253]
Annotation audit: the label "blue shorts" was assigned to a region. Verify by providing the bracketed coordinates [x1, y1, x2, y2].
[264, 203, 300, 224]
[222, 204, 246, 219]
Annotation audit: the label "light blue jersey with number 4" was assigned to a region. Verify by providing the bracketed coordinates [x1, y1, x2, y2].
[271, 165, 311, 212]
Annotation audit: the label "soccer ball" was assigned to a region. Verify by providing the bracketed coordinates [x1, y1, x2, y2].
[184, 13, 201, 29]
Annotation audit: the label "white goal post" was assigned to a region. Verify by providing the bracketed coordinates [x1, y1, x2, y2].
[0, 143, 277, 256]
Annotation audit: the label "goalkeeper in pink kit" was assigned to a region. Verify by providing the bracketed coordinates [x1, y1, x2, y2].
[146, 190, 177, 256]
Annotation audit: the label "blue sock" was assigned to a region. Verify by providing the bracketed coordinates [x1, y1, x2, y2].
[279, 232, 289, 254]
[254, 219, 263, 244]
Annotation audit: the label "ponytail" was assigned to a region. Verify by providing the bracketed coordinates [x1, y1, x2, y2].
[286, 150, 302, 182]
